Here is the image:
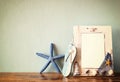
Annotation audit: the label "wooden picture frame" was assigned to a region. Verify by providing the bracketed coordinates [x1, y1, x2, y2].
[73, 26, 113, 76]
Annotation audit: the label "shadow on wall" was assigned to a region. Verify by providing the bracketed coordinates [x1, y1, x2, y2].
[112, 27, 120, 73]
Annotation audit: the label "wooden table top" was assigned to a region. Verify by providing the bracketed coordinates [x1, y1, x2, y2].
[0, 72, 120, 82]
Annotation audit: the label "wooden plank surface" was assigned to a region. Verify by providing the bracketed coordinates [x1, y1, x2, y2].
[0, 72, 120, 82]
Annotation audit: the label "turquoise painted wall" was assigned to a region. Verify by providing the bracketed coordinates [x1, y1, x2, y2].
[0, 0, 120, 72]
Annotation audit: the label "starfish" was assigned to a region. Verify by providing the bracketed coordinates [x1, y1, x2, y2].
[106, 59, 111, 66]
[36, 43, 64, 73]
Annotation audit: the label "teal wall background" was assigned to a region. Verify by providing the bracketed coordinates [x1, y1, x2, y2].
[0, 0, 120, 72]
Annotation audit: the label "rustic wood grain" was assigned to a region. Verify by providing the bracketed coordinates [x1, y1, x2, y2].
[0, 72, 120, 82]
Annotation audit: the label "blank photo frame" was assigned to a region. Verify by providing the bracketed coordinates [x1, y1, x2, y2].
[81, 33, 105, 68]
[73, 26, 113, 76]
